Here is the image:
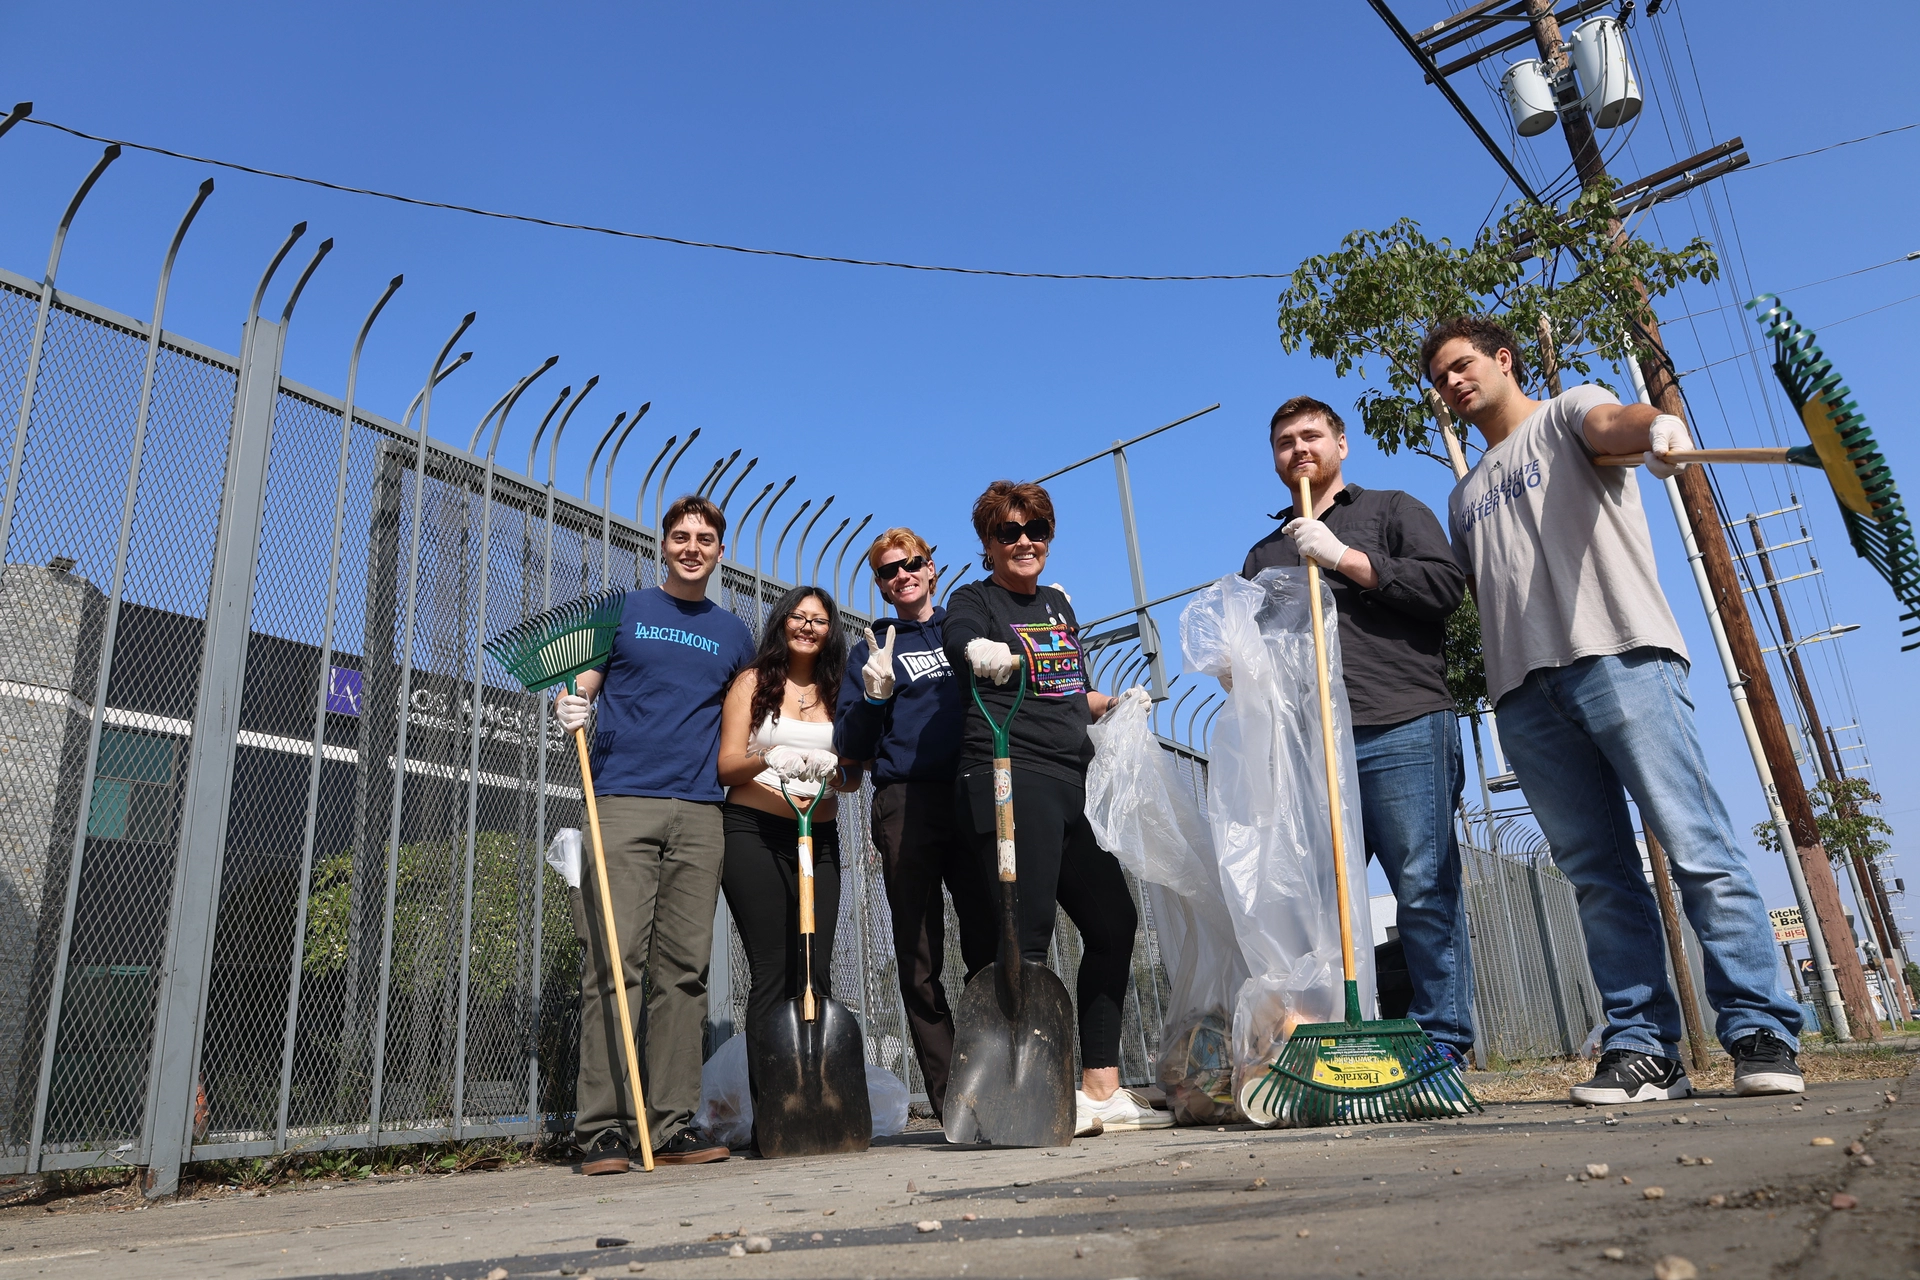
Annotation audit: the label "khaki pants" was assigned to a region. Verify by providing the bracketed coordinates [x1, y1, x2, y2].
[572, 795, 725, 1150]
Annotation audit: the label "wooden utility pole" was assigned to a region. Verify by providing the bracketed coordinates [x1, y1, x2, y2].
[1521, 0, 1879, 1040]
[1746, 516, 1913, 1022]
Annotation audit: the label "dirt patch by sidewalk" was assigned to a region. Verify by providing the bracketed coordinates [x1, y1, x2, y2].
[1471, 1042, 1916, 1103]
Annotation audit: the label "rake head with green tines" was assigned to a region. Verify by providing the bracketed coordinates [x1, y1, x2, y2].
[484, 587, 628, 694]
[1750, 295, 1920, 650]
[1239, 984, 1482, 1127]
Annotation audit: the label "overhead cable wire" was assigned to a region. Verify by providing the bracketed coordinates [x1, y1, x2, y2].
[14, 112, 1287, 282]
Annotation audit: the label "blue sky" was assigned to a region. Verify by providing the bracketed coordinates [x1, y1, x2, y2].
[0, 3, 1912, 943]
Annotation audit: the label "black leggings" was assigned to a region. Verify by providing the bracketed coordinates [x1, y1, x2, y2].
[956, 765, 1137, 1070]
[721, 804, 841, 1041]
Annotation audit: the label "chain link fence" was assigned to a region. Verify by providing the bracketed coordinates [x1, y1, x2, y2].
[0, 196, 1626, 1193]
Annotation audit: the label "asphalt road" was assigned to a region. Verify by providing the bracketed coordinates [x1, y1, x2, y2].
[6, 1064, 1913, 1280]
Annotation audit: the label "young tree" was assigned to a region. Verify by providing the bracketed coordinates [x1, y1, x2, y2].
[1753, 777, 1895, 868]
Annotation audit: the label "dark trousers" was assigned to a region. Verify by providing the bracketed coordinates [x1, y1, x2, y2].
[870, 780, 997, 1117]
[957, 765, 1137, 1070]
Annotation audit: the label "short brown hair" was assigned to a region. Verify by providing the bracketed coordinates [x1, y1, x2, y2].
[971, 480, 1055, 559]
[1269, 395, 1345, 439]
[866, 526, 933, 574]
[661, 492, 725, 540]
[1421, 316, 1524, 382]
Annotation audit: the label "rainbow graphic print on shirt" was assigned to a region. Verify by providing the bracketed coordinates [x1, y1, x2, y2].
[1010, 621, 1086, 698]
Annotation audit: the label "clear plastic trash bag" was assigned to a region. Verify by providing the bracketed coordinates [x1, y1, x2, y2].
[1180, 567, 1375, 1115]
[545, 827, 581, 889]
[694, 1032, 911, 1150]
[1086, 692, 1249, 1123]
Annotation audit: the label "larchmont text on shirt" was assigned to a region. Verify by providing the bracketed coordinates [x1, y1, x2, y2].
[632, 623, 723, 655]
[1457, 456, 1544, 534]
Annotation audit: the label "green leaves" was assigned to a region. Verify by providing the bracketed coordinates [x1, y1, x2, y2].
[1751, 777, 1896, 865]
[1275, 183, 1718, 465]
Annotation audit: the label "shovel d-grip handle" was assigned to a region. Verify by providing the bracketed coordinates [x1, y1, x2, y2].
[781, 777, 824, 1022]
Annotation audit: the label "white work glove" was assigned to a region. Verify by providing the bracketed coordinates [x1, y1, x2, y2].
[554, 692, 592, 733]
[1282, 516, 1352, 572]
[965, 638, 1019, 684]
[861, 626, 897, 701]
[764, 745, 840, 783]
[1646, 414, 1693, 480]
[1048, 582, 1072, 603]
[1116, 686, 1151, 715]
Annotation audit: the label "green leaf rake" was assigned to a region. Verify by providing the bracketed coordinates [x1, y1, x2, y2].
[483, 587, 657, 1170]
[1595, 296, 1919, 649]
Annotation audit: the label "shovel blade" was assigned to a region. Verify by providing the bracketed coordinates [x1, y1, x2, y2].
[942, 959, 1076, 1147]
[747, 996, 872, 1159]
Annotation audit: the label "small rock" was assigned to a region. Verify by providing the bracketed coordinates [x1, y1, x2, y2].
[1707, 1194, 1725, 1207]
[1643, 1186, 1665, 1200]
[1586, 1163, 1610, 1178]
[1672, 1116, 1688, 1125]
[1620, 1176, 1633, 1185]
[1886, 1091, 1898, 1104]
[1297, 1228, 1311, 1238]
[1566, 1174, 1577, 1182]
[1825, 1106, 1837, 1115]
[1176, 1160, 1193, 1171]
[1106, 1194, 1117, 1202]
[597, 1237, 630, 1248]
[963, 1212, 978, 1221]
[629, 1266, 647, 1274]
[1811, 1137, 1835, 1146]
[811, 1232, 823, 1242]
[743, 1237, 771, 1254]
[906, 1180, 917, 1193]
[1652, 1257, 1697, 1280]
[1072, 1187, 1083, 1195]
[680, 1219, 694, 1227]
[1830, 1193, 1857, 1210]
[1858, 1154, 1876, 1167]
[489, 1270, 511, 1280]
[1846, 1141, 1865, 1155]
[1452, 1167, 1463, 1175]
[727, 1243, 745, 1258]
[916, 1220, 942, 1233]
[1602, 1246, 1625, 1260]
[1015, 1196, 1029, 1204]
[1246, 1177, 1267, 1190]
[1074, 1246, 1089, 1258]
[1154, 1159, 1168, 1166]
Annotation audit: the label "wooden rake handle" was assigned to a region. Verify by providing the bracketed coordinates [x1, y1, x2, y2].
[1593, 447, 1794, 467]
[1297, 475, 1357, 987]
[575, 726, 654, 1171]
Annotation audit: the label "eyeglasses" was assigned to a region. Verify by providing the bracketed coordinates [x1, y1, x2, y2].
[786, 613, 832, 632]
[991, 518, 1053, 546]
[875, 555, 927, 583]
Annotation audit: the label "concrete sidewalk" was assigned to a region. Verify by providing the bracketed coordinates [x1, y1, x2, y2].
[5, 1064, 1913, 1280]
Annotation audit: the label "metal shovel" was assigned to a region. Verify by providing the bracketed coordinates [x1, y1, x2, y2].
[746, 778, 872, 1158]
[943, 664, 1076, 1147]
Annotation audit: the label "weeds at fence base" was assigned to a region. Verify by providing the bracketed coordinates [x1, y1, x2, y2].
[1470, 1042, 1917, 1103]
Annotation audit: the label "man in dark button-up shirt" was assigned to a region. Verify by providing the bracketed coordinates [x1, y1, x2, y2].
[1240, 394, 1475, 1065]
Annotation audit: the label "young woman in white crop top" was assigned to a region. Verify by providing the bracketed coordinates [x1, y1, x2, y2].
[715, 585, 862, 1153]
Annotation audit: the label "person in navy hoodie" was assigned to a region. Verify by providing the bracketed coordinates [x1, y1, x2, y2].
[835, 527, 995, 1120]
[555, 493, 755, 1173]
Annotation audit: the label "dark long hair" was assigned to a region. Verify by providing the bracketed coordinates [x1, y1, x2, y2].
[747, 585, 846, 732]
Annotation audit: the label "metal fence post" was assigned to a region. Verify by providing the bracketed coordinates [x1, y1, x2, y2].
[142, 225, 325, 1196]
[1524, 855, 1576, 1056]
[19, 179, 210, 1176]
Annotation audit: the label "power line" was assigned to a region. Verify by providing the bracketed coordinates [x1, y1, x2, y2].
[13, 112, 1291, 282]
[1738, 122, 1918, 173]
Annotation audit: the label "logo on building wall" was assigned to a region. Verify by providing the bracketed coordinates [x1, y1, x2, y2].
[326, 666, 363, 716]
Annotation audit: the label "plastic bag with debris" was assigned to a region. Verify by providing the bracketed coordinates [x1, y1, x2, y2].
[544, 827, 581, 889]
[694, 1033, 911, 1150]
[1086, 690, 1248, 1123]
[1180, 567, 1375, 1119]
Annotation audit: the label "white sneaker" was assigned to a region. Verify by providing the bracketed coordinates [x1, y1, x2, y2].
[1079, 1087, 1173, 1132]
[1073, 1094, 1105, 1138]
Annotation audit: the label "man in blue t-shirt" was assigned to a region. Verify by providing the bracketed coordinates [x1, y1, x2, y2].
[556, 494, 755, 1171]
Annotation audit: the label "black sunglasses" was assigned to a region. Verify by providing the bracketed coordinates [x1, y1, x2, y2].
[991, 518, 1053, 546]
[875, 554, 927, 583]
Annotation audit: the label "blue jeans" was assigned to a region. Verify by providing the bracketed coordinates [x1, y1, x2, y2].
[1354, 708, 1474, 1056]
[1495, 648, 1802, 1056]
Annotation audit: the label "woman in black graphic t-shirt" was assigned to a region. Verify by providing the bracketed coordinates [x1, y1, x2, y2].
[942, 480, 1170, 1137]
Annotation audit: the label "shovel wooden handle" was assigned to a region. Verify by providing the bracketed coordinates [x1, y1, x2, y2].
[576, 725, 654, 1171]
[992, 756, 1017, 883]
[1298, 476, 1357, 988]
[798, 831, 817, 1022]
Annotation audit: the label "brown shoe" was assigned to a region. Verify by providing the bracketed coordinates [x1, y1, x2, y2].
[580, 1131, 631, 1175]
[654, 1126, 730, 1165]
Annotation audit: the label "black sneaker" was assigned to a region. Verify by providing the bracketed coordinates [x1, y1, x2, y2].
[655, 1125, 730, 1165]
[579, 1129, 630, 1176]
[1569, 1048, 1692, 1104]
[1730, 1029, 1805, 1096]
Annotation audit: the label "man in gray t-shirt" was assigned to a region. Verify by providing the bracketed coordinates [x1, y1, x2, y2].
[1426, 316, 1804, 1107]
